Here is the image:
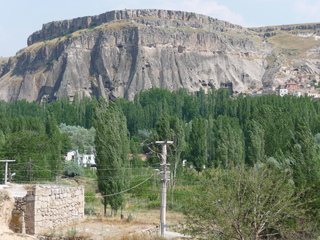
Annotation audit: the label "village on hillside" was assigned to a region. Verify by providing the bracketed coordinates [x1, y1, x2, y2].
[255, 68, 320, 98]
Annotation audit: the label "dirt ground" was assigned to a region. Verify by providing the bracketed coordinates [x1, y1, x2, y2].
[43, 209, 186, 240]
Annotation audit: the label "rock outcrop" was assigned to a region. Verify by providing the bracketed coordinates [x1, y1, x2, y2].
[0, 9, 320, 102]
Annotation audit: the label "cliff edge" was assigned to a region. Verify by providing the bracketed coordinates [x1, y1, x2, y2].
[1, 9, 320, 102]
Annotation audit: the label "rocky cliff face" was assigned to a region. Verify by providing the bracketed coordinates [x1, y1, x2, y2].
[1, 9, 320, 102]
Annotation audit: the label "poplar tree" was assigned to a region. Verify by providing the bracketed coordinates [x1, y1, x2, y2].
[93, 98, 130, 216]
[215, 116, 245, 168]
[188, 117, 206, 172]
[45, 114, 64, 178]
[292, 118, 320, 186]
[245, 119, 265, 166]
[155, 114, 185, 186]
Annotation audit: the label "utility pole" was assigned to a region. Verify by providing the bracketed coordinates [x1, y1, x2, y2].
[0, 160, 15, 184]
[154, 140, 173, 237]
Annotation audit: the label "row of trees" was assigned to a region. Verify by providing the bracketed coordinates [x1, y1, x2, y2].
[114, 87, 320, 238]
[1, 87, 320, 238]
[0, 114, 71, 182]
[0, 96, 95, 182]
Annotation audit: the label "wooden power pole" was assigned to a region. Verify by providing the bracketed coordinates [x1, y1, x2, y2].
[0, 160, 15, 184]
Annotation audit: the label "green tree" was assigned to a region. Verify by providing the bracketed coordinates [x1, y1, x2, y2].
[215, 116, 245, 168]
[188, 117, 206, 172]
[59, 123, 95, 152]
[155, 114, 186, 187]
[45, 114, 64, 177]
[292, 118, 320, 186]
[93, 99, 130, 216]
[4, 131, 52, 182]
[245, 119, 265, 166]
[184, 164, 314, 240]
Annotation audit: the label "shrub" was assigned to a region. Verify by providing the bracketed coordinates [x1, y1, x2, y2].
[63, 161, 84, 177]
[85, 191, 96, 203]
[126, 213, 136, 222]
[84, 205, 96, 215]
[148, 200, 160, 209]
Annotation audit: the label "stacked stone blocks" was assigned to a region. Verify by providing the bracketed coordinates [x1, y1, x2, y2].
[10, 185, 84, 235]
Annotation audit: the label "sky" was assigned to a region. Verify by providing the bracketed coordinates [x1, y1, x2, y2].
[1, 0, 320, 57]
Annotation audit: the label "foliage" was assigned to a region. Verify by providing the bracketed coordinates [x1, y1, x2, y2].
[1, 87, 320, 237]
[215, 115, 245, 167]
[183, 164, 315, 240]
[93, 98, 130, 216]
[59, 123, 95, 152]
[188, 117, 206, 172]
[84, 205, 96, 215]
[63, 161, 84, 177]
[130, 155, 147, 168]
[84, 191, 96, 203]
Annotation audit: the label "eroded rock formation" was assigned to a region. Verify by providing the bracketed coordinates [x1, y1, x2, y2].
[0, 9, 320, 102]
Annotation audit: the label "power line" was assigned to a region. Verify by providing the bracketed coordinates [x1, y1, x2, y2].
[89, 173, 155, 198]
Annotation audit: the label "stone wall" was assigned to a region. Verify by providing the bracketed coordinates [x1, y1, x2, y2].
[10, 196, 26, 234]
[10, 185, 84, 235]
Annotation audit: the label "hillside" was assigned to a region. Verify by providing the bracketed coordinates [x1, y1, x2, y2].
[0, 9, 320, 102]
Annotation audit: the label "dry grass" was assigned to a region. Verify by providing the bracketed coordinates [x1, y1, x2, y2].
[117, 233, 166, 240]
[222, 30, 263, 43]
[0, 57, 9, 62]
[43, 209, 185, 240]
[21, 37, 61, 55]
[93, 21, 134, 31]
[268, 33, 320, 51]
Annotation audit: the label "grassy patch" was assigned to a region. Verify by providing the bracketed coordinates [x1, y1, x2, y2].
[22, 37, 60, 54]
[268, 33, 320, 51]
[94, 21, 135, 31]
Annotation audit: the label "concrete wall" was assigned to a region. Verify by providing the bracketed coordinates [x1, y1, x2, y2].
[10, 185, 84, 235]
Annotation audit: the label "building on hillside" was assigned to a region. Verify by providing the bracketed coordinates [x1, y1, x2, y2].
[278, 81, 300, 96]
[65, 149, 96, 167]
[279, 88, 288, 97]
[286, 82, 298, 93]
[293, 91, 302, 97]
[307, 90, 320, 98]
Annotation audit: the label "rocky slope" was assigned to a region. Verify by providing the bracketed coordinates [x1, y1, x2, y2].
[1, 9, 320, 102]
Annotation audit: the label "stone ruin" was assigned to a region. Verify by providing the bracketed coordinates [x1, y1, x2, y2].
[0, 184, 84, 237]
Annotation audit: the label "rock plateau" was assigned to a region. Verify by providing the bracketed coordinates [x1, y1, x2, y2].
[1, 9, 320, 102]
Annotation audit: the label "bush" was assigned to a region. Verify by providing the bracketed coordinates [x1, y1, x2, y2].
[85, 191, 96, 203]
[148, 200, 160, 209]
[84, 205, 96, 215]
[63, 161, 84, 177]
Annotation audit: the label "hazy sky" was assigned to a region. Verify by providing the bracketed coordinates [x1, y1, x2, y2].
[1, 0, 320, 57]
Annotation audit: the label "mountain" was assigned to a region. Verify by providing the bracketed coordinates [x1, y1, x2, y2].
[1, 9, 320, 102]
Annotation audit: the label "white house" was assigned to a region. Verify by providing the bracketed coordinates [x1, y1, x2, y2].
[279, 88, 288, 97]
[293, 91, 302, 97]
[65, 150, 96, 167]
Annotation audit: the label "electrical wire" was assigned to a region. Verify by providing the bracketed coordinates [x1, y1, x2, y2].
[88, 173, 155, 198]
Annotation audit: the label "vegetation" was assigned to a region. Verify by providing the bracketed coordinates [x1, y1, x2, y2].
[63, 161, 84, 177]
[184, 164, 313, 240]
[93, 99, 130, 217]
[0, 87, 320, 238]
